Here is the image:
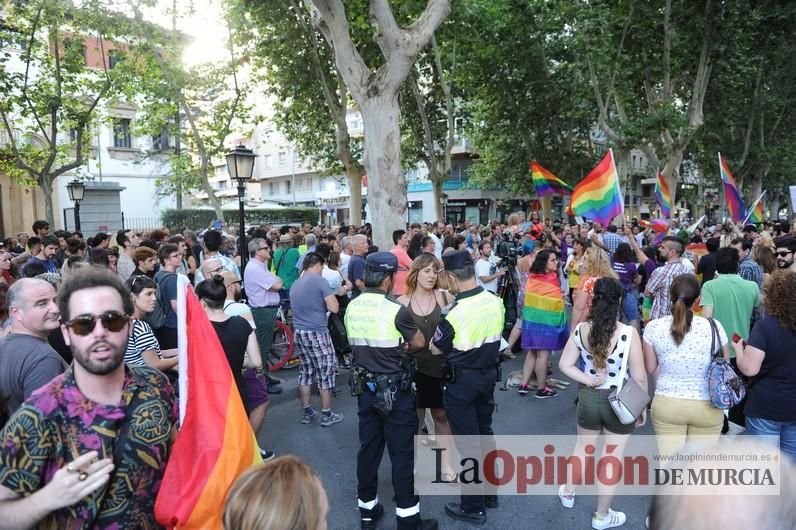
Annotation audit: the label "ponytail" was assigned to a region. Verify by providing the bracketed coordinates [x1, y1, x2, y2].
[668, 274, 700, 345]
[670, 296, 692, 345]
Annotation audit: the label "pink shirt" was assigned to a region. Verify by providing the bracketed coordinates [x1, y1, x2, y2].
[391, 246, 413, 296]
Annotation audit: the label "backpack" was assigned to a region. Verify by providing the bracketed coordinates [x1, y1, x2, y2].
[706, 318, 746, 409]
[145, 270, 176, 330]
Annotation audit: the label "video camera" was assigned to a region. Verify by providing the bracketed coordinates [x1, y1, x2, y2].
[495, 231, 521, 268]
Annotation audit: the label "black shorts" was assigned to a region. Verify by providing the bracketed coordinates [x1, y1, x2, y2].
[415, 371, 443, 409]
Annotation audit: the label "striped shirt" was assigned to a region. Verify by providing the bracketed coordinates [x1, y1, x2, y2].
[124, 319, 161, 367]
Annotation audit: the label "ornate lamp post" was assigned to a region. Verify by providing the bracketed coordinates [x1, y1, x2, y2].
[225, 145, 256, 273]
[66, 179, 85, 232]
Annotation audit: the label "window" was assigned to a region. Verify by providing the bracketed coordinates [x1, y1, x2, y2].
[263, 154, 272, 168]
[269, 182, 275, 195]
[69, 127, 78, 143]
[63, 39, 87, 66]
[278, 151, 287, 166]
[108, 50, 124, 69]
[285, 180, 291, 194]
[152, 128, 169, 151]
[219, 180, 227, 190]
[113, 119, 131, 148]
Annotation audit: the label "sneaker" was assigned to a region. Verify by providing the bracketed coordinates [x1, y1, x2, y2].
[517, 385, 530, 396]
[360, 503, 384, 529]
[320, 411, 344, 427]
[558, 484, 575, 508]
[592, 508, 626, 530]
[535, 386, 558, 399]
[301, 410, 320, 424]
[259, 449, 276, 461]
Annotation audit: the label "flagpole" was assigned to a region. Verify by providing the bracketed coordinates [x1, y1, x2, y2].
[718, 152, 727, 222]
[741, 190, 767, 225]
[609, 148, 623, 224]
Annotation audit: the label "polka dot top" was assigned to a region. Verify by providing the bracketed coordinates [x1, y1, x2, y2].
[573, 322, 632, 390]
[642, 315, 728, 401]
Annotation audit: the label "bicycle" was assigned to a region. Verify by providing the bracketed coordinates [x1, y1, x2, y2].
[268, 304, 298, 372]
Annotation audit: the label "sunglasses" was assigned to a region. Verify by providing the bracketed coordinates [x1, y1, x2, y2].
[777, 251, 793, 257]
[64, 311, 130, 336]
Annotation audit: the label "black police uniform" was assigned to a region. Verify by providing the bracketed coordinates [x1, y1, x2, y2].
[433, 250, 505, 521]
[344, 252, 437, 530]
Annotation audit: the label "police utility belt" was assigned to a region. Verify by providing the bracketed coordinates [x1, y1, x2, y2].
[349, 358, 415, 414]
[441, 363, 502, 384]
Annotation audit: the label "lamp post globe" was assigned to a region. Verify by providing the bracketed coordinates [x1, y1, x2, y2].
[225, 145, 257, 274]
[66, 179, 85, 232]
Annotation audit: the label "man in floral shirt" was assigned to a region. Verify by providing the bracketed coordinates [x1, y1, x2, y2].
[0, 268, 178, 529]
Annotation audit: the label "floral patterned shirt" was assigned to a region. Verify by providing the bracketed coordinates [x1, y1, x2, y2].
[0, 365, 178, 529]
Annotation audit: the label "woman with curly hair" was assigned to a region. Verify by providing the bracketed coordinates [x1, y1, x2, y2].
[558, 277, 646, 529]
[571, 246, 618, 327]
[518, 250, 568, 399]
[731, 270, 796, 460]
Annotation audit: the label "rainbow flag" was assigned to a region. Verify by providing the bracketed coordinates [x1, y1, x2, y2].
[648, 218, 669, 233]
[743, 190, 766, 225]
[654, 168, 672, 218]
[718, 153, 746, 222]
[520, 273, 569, 350]
[570, 150, 624, 226]
[531, 161, 573, 197]
[155, 275, 261, 529]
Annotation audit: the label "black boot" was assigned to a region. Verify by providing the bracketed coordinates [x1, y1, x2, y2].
[397, 513, 438, 530]
[360, 503, 383, 529]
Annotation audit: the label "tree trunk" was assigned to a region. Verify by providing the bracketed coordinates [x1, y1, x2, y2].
[347, 169, 363, 226]
[431, 174, 444, 222]
[39, 174, 55, 227]
[361, 95, 405, 249]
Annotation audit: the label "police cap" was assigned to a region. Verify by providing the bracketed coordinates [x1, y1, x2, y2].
[442, 249, 473, 271]
[365, 251, 398, 273]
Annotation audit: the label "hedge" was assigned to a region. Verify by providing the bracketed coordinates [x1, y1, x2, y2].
[160, 208, 319, 232]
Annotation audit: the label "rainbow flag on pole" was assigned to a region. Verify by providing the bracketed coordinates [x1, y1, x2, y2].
[570, 149, 624, 226]
[742, 190, 766, 225]
[155, 275, 261, 529]
[718, 153, 746, 222]
[654, 168, 672, 218]
[531, 161, 573, 197]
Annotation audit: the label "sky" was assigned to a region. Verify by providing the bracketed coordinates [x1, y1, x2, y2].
[146, 0, 229, 67]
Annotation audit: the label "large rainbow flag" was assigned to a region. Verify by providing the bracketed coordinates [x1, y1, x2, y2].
[155, 275, 261, 529]
[531, 161, 573, 197]
[521, 273, 569, 350]
[655, 168, 672, 218]
[743, 190, 766, 225]
[570, 150, 624, 226]
[718, 153, 746, 223]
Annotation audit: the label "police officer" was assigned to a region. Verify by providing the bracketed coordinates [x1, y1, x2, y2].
[431, 249, 505, 525]
[344, 252, 438, 530]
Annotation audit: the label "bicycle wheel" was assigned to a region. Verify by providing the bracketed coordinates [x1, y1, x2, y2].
[268, 320, 297, 372]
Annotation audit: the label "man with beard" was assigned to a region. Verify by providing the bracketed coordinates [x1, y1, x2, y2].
[645, 236, 691, 320]
[0, 268, 177, 529]
[775, 235, 796, 272]
[0, 278, 67, 419]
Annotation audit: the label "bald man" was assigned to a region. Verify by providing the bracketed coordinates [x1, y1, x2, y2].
[0, 279, 68, 419]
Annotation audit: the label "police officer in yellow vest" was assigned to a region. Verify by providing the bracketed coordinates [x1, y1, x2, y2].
[344, 252, 438, 530]
[431, 249, 505, 525]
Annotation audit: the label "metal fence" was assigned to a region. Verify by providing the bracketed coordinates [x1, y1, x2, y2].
[121, 214, 162, 231]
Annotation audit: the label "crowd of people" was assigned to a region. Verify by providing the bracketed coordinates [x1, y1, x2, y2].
[0, 212, 793, 529]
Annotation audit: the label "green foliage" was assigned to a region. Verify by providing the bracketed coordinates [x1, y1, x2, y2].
[160, 207, 318, 232]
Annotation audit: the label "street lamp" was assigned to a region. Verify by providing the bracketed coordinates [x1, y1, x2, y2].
[225, 145, 256, 273]
[66, 179, 85, 232]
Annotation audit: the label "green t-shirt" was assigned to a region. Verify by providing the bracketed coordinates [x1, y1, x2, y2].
[271, 247, 300, 289]
[700, 274, 759, 356]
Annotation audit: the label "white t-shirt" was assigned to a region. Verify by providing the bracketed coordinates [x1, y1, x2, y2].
[475, 258, 498, 293]
[322, 265, 344, 290]
[339, 252, 351, 281]
[643, 315, 727, 401]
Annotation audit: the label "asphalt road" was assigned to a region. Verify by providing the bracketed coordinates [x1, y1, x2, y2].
[259, 354, 654, 530]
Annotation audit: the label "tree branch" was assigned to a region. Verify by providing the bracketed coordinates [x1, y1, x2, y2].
[308, 0, 371, 102]
[662, 0, 672, 100]
[0, 109, 38, 175]
[684, 0, 714, 132]
[20, 7, 51, 144]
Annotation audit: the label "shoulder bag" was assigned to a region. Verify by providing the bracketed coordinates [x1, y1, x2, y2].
[706, 318, 746, 409]
[608, 325, 650, 424]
